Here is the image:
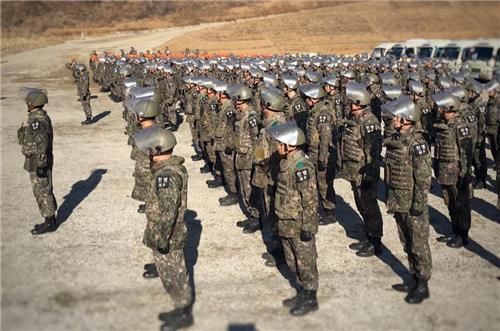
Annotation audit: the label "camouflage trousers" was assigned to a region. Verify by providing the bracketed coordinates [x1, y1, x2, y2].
[394, 211, 432, 280]
[473, 135, 488, 181]
[218, 150, 237, 193]
[188, 121, 202, 153]
[350, 181, 383, 238]
[29, 169, 57, 218]
[236, 169, 260, 219]
[487, 132, 498, 163]
[153, 249, 193, 309]
[164, 105, 177, 127]
[442, 183, 471, 237]
[132, 175, 150, 202]
[81, 93, 92, 118]
[315, 158, 337, 211]
[281, 236, 318, 291]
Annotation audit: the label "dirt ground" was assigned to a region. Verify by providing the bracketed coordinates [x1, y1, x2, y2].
[1, 17, 500, 331]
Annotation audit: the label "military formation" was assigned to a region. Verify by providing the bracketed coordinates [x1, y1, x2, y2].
[19, 46, 500, 331]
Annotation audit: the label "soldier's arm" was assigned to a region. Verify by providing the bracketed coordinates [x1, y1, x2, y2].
[456, 125, 473, 177]
[22, 119, 49, 168]
[248, 114, 260, 146]
[318, 114, 332, 164]
[411, 141, 432, 212]
[362, 120, 382, 182]
[157, 171, 183, 236]
[296, 164, 319, 234]
[133, 152, 151, 178]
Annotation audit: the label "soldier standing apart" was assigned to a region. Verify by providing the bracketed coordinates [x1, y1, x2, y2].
[133, 126, 194, 331]
[383, 98, 432, 304]
[76, 64, 93, 125]
[18, 89, 58, 235]
[341, 82, 383, 257]
[432, 92, 473, 248]
[268, 121, 319, 316]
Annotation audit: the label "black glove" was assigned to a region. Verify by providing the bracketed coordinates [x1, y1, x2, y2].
[224, 147, 233, 155]
[457, 175, 470, 190]
[300, 230, 313, 242]
[360, 180, 372, 190]
[157, 246, 169, 255]
[317, 161, 327, 172]
[36, 167, 48, 178]
[409, 207, 424, 217]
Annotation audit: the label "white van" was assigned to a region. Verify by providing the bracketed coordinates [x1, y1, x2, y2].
[464, 39, 500, 81]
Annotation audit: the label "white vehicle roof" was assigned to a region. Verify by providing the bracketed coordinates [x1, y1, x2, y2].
[374, 42, 396, 50]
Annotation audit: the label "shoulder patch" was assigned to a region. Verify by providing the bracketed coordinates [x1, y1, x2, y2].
[466, 114, 476, 123]
[364, 124, 377, 134]
[296, 161, 304, 169]
[293, 104, 303, 112]
[458, 126, 470, 138]
[335, 99, 341, 105]
[295, 168, 310, 183]
[249, 117, 258, 128]
[210, 103, 219, 112]
[421, 107, 430, 115]
[413, 143, 429, 156]
[226, 108, 234, 117]
[318, 114, 329, 124]
[31, 121, 40, 130]
[156, 175, 170, 189]
[478, 106, 485, 113]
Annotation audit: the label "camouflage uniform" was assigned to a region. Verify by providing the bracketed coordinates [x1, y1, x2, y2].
[275, 149, 319, 291]
[468, 97, 487, 185]
[233, 106, 260, 219]
[18, 109, 58, 218]
[306, 99, 338, 213]
[434, 115, 473, 239]
[214, 100, 237, 194]
[385, 127, 432, 280]
[485, 95, 499, 163]
[185, 88, 202, 154]
[144, 156, 193, 309]
[340, 109, 383, 239]
[287, 95, 308, 132]
[77, 71, 92, 118]
[415, 97, 433, 145]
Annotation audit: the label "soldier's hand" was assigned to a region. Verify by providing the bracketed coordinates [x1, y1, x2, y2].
[317, 161, 327, 172]
[224, 147, 233, 155]
[157, 246, 169, 255]
[36, 167, 48, 178]
[457, 175, 470, 190]
[409, 207, 424, 217]
[360, 180, 372, 190]
[300, 230, 313, 242]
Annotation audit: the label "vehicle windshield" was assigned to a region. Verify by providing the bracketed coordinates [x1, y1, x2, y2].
[406, 48, 415, 57]
[467, 47, 494, 61]
[388, 47, 404, 58]
[417, 47, 433, 58]
[373, 48, 385, 57]
[436, 47, 460, 60]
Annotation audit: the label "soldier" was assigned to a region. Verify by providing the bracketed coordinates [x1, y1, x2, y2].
[485, 80, 499, 164]
[267, 121, 319, 316]
[302, 83, 339, 225]
[131, 99, 161, 215]
[17, 89, 58, 235]
[340, 82, 383, 257]
[382, 97, 432, 304]
[409, 81, 433, 145]
[76, 64, 93, 125]
[432, 92, 473, 248]
[228, 83, 261, 230]
[133, 126, 194, 331]
[282, 74, 308, 131]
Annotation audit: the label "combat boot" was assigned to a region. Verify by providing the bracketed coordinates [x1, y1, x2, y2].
[446, 235, 468, 248]
[473, 179, 486, 189]
[405, 278, 429, 304]
[137, 204, 145, 214]
[159, 305, 193, 331]
[290, 290, 318, 316]
[283, 288, 304, 308]
[219, 193, 239, 206]
[319, 209, 339, 226]
[349, 238, 369, 251]
[356, 236, 382, 257]
[199, 164, 211, 174]
[236, 218, 254, 228]
[436, 234, 454, 243]
[392, 275, 417, 292]
[81, 117, 93, 125]
[242, 219, 261, 234]
[31, 216, 57, 235]
[191, 152, 203, 161]
[142, 263, 158, 279]
[206, 176, 223, 188]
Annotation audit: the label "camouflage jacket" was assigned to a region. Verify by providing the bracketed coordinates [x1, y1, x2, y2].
[77, 72, 90, 97]
[484, 95, 499, 134]
[199, 95, 218, 142]
[306, 99, 337, 164]
[286, 94, 308, 128]
[384, 127, 431, 213]
[340, 108, 382, 184]
[213, 99, 236, 151]
[274, 150, 319, 238]
[18, 109, 54, 172]
[233, 106, 260, 170]
[433, 114, 473, 185]
[144, 156, 188, 252]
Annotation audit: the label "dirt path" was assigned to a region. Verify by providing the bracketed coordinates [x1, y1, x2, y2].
[1, 21, 499, 331]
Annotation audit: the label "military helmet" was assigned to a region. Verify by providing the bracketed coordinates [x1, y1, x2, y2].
[76, 64, 87, 72]
[446, 87, 469, 103]
[323, 74, 340, 87]
[379, 72, 397, 86]
[439, 76, 453, 89]
[346, 81, 371, 106]
[407, 72, 421, 83]
[382, 85, 403, 101]
[263, 72, 278, 87]
[409, 81, 425, 96]
[227, 83, 253, 101]
[305, 70, 321, 83]
[465, 79, 484, 94]
[214, 80, 229, 93]
[485, 79, 499, 93]
[261, 87, 286, 111]
[266, 121, 306, 146]
[451, 72, 466, 85]
[341, 70, 356, 79]
[133, 99, 160, 118]
[364, 73, 380, 85]
[23, 88, 48, 107]
[299, 83, 326, 99]
[432, 92, 461, 112]
[382, 96, 421, 122]
[282, 74, 299, 89]
[133, 126, 177, 155]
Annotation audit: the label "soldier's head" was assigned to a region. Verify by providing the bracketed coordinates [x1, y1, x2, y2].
[282, 74, 299, 98]
[485, 80, 499, 98]
[465, 79, 484, 100]
[133, 99, 159, 128]
[300, 83, 326, 107]
[134, 126, 177, 162]
[228, 83, 252, 110]
[323, 75, 340, 95]
[214, 80, 230, 101]
[346, 82, 371, 117]
[432, 92, 460, 122]
[267, 121, 305, 157]
[204, 79, 217, 97]
[409, 81, 425, 101]
[24, 89, 48, 112]
[382, 96, 420, 133]
[260, 87, 286, 117]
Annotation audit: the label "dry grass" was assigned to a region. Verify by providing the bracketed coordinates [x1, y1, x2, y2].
[0, 0, 331, 56]
[161, 1, 500, 55]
